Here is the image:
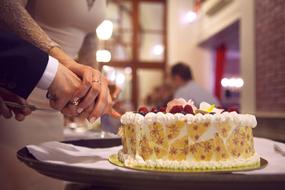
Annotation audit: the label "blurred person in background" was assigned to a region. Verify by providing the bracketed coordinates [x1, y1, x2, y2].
[145, 84, 174, 108]
[171, 62, 220, 107]
[0, 0, 112, 190]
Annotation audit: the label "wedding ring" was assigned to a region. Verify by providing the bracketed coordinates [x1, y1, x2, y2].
[70, 98, 80, 106]
[92, 79, 101, 85]
[91, 72, 102, 85]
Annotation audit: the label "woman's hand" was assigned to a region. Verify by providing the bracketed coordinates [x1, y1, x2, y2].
[49, 46, 120, 121]
[0, 87, 32, 121]
[49, 47, 100, 113]
[67, 64, 100, 114]
[66, 64, 121, 121]
[86, 74, 112, 122]
[60, 67, 116, 122]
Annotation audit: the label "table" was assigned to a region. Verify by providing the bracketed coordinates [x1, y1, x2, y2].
[17, 138, 285, 190]
[63, 128, 119, 141]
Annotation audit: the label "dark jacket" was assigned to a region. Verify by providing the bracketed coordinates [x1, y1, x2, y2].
[0, 30, 48, 99]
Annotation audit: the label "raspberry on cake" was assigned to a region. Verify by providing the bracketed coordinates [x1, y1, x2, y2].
[118, 98, 259, 170]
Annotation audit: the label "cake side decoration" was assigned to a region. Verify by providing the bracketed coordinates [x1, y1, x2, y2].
[199, 102, 224, 114]
[118, 98, 259, 170]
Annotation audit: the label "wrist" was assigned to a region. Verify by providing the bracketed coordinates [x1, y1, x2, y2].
[47, 63, 62, 92]
[37, 56, 59, 90]
[48, 45, 61, 58]
[49, 46, 74, 68]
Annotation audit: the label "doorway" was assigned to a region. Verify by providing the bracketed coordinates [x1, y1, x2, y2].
[200, 21, 241, 111]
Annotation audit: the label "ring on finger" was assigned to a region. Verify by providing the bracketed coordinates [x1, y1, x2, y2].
[70, 98, 80, 106]
[92, 79, 101, 85]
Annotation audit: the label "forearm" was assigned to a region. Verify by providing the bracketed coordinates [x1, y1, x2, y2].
[0, 0, 58, 53]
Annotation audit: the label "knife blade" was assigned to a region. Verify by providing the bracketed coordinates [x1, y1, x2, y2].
[4, 101, 57, 113]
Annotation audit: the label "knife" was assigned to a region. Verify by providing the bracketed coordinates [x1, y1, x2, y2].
[273, 144, 285, 157]
[4, 101, 57, 113]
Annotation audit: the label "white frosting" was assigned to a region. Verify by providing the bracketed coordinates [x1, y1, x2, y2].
[121, 112, 145, 126]
[121, 112, 257, 128]
[118, 150, 260, 170]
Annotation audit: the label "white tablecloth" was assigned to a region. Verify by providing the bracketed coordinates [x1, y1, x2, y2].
[27, 137, 285, 175]
[63, 128, 119, 141]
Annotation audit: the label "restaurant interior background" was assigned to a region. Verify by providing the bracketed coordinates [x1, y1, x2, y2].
[1, 1, 284, 190]
[91, 0, 284, 142]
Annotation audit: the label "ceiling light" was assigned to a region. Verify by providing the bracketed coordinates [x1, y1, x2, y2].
[183, 11, 197, 24]
[96, 20, 113, 40]
[221, 77, 244, 88]
[152, 44, 164, 56]
[96, 50, 111, 62]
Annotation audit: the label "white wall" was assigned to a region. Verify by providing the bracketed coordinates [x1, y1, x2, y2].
[167, 0, 256, 113]
[137, 69, 163, 105]
[167, 0, 212, 92]
[239, 0, 256, 114]
[197, 0, 240, 43]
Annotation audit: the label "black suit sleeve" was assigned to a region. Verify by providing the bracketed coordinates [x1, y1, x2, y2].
[0, 30, 49, 99]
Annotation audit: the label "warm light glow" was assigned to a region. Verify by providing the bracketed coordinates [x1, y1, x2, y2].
[102, 65, 115, 82]
[234, 78, 244, 88]
[96, 20, 113, 40]
[102, 65, 127, 88]
[221, 77, 244, 88]
[102, 65, 113, 72]
[221, 78, 230, 88]
[152, 44, 164, 55]
[182, 11, 197, 24]
[116, 72, 126, 86]
[124, 67, 132, 75]
[96, 50, 111, 62]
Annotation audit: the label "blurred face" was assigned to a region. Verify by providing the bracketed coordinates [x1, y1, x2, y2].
[171, 75, 185, 89]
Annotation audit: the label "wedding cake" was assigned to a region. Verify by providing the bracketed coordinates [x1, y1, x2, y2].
[118, 98, 259, 170]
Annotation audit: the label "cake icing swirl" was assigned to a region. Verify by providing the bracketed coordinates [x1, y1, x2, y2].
[121, 111, 257, 128]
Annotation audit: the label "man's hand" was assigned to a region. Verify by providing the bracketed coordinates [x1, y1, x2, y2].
[48, 63, 82, 114]
[0, 87, 32, 121]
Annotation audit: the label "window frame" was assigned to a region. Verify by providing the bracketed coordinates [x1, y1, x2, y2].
[100, 0, 167, 108]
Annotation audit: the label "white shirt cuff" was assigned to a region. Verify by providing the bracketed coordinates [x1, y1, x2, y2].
[37, 56, 59, 90]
